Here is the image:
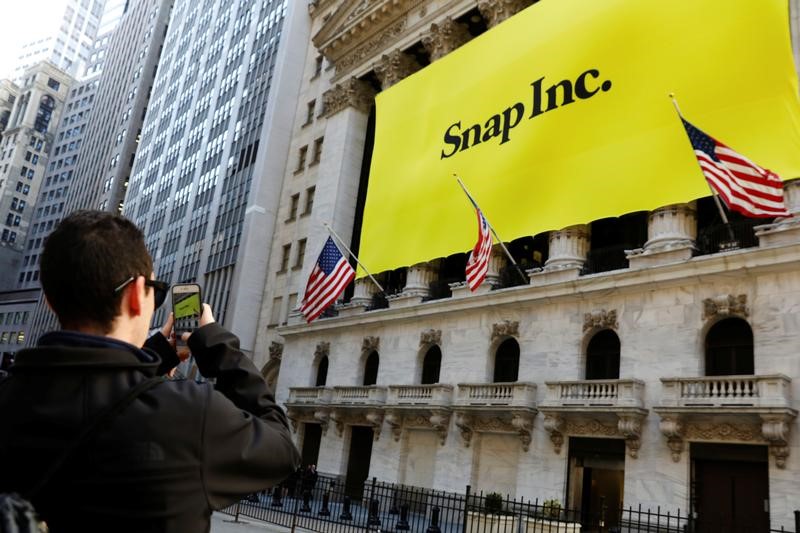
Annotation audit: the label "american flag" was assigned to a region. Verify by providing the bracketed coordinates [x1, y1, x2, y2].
[465, 208, 493, 291]
[681, 118, 790, 218]
[300, 237, 355, 323]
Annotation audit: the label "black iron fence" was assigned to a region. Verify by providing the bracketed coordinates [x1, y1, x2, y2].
[218, 474, 799, 533]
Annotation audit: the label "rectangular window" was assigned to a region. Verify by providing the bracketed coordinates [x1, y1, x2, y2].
[303, 186, 315, 215]
[304, 100, 315, 125]
[313, 55, 323, 78]
[294, 239, 306, 269]
[270, 297, 282, 326]
[285, 293, 298, 325]
[279, 244, 291, 272]
[295, 146, 307, 173]
[47, 77, 60, 90]
[311, 137, 324, 165]
[287, 193, 299, 221]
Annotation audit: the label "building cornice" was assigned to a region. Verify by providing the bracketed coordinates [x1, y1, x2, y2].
[277, 242, 800, 337]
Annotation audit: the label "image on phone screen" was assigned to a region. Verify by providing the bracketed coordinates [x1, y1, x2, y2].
[173, 291, 201, 332]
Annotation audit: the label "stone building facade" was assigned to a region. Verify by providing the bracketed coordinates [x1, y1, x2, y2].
[263, 1, 800, 530]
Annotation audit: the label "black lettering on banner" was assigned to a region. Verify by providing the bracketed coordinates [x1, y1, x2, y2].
[441, 67, 612, 157]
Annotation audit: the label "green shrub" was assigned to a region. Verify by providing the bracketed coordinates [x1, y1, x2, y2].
[542, 499, 561, 519]
[484, 492, 504, 514]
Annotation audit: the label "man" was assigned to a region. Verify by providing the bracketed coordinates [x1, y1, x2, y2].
[0, 211, 300, 532]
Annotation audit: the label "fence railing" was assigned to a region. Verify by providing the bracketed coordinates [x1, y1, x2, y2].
[387, 384, 454, 406]
[219, 473, 800, 533]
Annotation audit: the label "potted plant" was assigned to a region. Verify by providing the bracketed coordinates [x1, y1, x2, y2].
[466, 492, 518, 533]
[522, 499, 581, 533]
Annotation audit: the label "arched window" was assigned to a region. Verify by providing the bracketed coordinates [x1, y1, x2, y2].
[705, 318, 754, 376]
[315, 356, 329, 386]
[363, 351, 379, 386]
[585, 329, 621, 380]
[493, 338, 519, 383]
[34, 95, 55, 134]
[421, 345, 442, 384]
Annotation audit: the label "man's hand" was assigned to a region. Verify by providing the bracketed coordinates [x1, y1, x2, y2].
[181, 303, 215, 344]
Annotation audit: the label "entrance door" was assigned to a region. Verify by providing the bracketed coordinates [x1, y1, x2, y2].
[301, 423, 322, 468]
[567, 437, 625, 532]
[344, 426, 374, 500]
[693, 444, 769, 533]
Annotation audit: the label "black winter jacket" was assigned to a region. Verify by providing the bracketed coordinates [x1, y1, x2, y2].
[0, 323, 301, 533]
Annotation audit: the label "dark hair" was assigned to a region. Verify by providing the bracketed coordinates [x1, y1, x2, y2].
[41, 210, 153, 332]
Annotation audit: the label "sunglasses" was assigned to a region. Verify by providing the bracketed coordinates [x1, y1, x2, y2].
[114, 276, 170, 309]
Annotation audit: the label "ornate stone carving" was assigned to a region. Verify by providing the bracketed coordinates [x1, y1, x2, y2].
[268, 341, 283, 360]
[583, 309, 618, 333]
[375, 49, 421, 89]
[762, 414, 794, 469]
[315, 341, 330, 359]
[330, 409, 384, 441]
[420, 329, 442, 348]
[477, 0, 533, 28]
[702, 294, 748, 321]
[362, 336, 380, 354]
[492, 320, 519, 341]
[365, 410, 384, 440]
[384, 410, 403, 441]
[322, 77, 377, 118]
[422, 17, 472, 62]
[313, 409, 330, 435]
[455, 412, 474, 447]
[429, 409, 451, 446]
[286, 406, 330, 436]
[511, 412, 535, 452]
[685, 421, 761, 441]
[617, 414, 645, 459]
[659, 416, 685, 463]
[543, 414, 565, 454]
[335, 18, 407, 77]
[565, 419, 619, 437]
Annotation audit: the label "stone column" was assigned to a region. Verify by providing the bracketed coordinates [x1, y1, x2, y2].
[755, 177, 800, 247]
[485, 244, 506, 288]
[478, 0, 534, 28]
[422, 17, 472, 62]
[627, 203, 696, 268]
[528, 225, 589, 284]
[303, 78, 376, 292]
[374, 49, 421, 89]
[390, 261, 438, 308]
[351, 278, 378, 306]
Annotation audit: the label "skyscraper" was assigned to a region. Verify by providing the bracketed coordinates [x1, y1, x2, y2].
[0, 63, 74, 283]
[123, 0, 309, 355]
[23, 0, 174, 343]
[12, 0, 108, 81]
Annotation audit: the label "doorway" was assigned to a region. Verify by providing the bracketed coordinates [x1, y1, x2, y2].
[344, 426, 374, 499]
[692, 443, 769, 533]
[567, 437, 625, 532]
[301, 423, 322, 468]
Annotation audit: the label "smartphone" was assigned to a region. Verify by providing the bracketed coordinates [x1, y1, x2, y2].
[172, 283, 202, 334]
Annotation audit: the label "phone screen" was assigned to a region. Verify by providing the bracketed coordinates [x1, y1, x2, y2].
[172, 285, 202, 333]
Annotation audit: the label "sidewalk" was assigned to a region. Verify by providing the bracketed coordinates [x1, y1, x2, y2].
[211, 513, 288, 533]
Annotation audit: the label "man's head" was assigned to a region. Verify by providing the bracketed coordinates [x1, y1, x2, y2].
[41, 211, 156, 343]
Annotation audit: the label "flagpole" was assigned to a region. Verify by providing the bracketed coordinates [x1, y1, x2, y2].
[668, 94, 737, 243]
[455, 175, 528, 285]
[322, 222, 385, 293]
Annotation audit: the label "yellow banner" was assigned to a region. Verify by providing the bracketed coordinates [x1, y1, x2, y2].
[359, 0, 800, 276]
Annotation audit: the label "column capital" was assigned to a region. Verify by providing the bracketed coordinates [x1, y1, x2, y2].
[374, 49, 421, 89]
[322, 77, 377, 118]
[477, 0, 533, 28]
[422, 17, 472, 62]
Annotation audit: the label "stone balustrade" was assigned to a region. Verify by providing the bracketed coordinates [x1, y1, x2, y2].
[454, 382, 537, 408]
[659, 375, 792, 409]
[287, 386, 333, 405]
[331, 385, 387, 406]
[386, 384, 453, 406]
[542, 379, 645, 408]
